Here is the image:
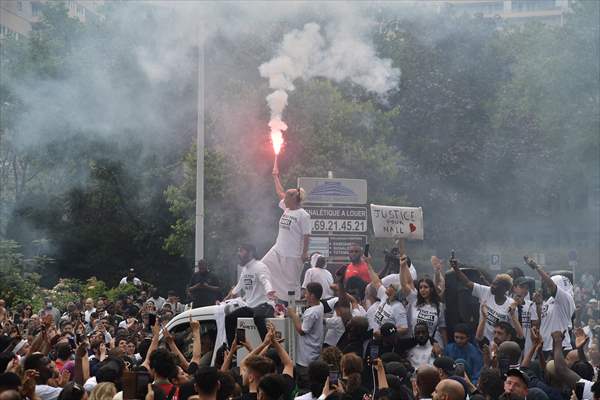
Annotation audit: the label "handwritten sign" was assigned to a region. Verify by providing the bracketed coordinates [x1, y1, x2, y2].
[370, 204, 424, 240]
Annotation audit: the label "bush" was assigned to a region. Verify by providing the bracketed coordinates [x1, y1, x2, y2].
[0, 240, 44, 310]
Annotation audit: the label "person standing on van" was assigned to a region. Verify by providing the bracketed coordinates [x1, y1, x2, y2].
[188, 260, 222, 308]
[224, 244, 276, 345]
[262, 165, 311, 301]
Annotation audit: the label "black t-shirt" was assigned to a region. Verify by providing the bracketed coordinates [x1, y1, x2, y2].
[189, 271, 221, 307]
[242, 392, 257, 400]
[342, 386, 370, 400]
[280, 373, 297, 400]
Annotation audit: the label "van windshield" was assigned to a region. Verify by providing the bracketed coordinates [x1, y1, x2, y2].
[169, 320, 218, 367]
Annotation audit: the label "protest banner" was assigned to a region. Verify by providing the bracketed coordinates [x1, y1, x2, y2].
[370, 204, 424, 240]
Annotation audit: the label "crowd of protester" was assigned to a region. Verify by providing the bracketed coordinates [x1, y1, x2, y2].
[1, 247, 600, 400]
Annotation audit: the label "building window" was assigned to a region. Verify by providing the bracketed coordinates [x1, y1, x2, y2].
[77, 5, 85, 17]
[32, 3, 41, 16]
[512, 0, 557, 12]
[17, 1, 23, 11]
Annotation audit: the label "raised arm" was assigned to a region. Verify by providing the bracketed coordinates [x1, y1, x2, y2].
[574, 327, 589, 362]
[142, 320, 161, 370]
[431, 256, 446, 297]
[522, 327, 542, 368]
[524, 256, 557, 297]
[475, 304, 487, 341]
[272, 170, 285, 200]
[164, 327, 190, 370]
[400, 254, 414, 296]
[508, 303, 524, 339]
[190, 317, 202, 365]
[551, 331, 581, 388]
[374, 358, 388, 390]
[243, 329, 273, 358]
[450, 259, 474, 290]
[220, 340, 239, 372]
[73, 342, 89, 385]
[268, 323, 294, 377]
[366, 257, 382, 289]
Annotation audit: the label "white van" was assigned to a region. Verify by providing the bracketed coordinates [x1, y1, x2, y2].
[164, 305, 297, 366]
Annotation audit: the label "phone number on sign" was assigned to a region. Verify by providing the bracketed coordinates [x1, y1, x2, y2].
[311, 219, 367, 233]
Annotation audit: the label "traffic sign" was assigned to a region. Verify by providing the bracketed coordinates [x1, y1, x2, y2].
[298, 177, 367, 204]
[568, 249, 577, 261]
[304, 205, 368, 234]
[490, 254, 501, 271]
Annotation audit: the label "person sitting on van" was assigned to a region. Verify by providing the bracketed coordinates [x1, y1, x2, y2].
[224, 244, 276, 346]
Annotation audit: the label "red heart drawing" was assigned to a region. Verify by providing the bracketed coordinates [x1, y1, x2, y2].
[409, 223, 417, 233]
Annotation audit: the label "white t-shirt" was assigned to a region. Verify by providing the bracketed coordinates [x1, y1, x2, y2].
[274, 200, 311, 258]
[84, 376, 97, 392]
[84, 308, 96, 324]
[407, 289, 446, 344]
[380, 265, 417, 287]
[302, 267, 334, 299]
[518, 298, 539, 356]
[119, 277, 142, 286]
[367, 286, 408, 332]
[36, 385, 62, 400]
[408, 342, 434, 369]
[472, 283, 515, 343]
[297, 303, 324, 367]
[232, 259, 274, 308]
[326, 297, 367, 317]
[148, 296, 166, 310]
[540, 285, 576, 351]
[324, 315, 345, 346]
[294, 392, 316, 400]
[577, 379, 594, 400]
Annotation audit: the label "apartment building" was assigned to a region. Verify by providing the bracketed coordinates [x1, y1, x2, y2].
[0, 0, 104, 39]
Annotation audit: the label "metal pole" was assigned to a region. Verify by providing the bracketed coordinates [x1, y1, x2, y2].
[195, 26, 205, 263]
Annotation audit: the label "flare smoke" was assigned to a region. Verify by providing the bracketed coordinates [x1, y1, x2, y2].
[259, 22, 401, 152]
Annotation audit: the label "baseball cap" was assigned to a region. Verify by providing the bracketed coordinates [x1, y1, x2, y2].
[433, 356, 456, 375]
[506, 368, 530, 386]
[380, 323, 397, 337]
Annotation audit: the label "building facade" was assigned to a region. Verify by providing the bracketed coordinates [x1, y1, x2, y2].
[438, 0, 571, 25]
[0, 0, 104, 39]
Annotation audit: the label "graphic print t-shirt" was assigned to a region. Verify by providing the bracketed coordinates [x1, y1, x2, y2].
[472, 283, 514, 343]
[274, 200, 311, 258]
[367, 286, 408, 331]
[407, 289, 446, 344]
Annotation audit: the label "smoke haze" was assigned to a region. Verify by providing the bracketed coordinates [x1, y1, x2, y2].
[1, 1, 598, 288]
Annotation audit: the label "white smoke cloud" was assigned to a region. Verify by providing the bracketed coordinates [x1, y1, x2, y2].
[259, 21, 401, 121]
